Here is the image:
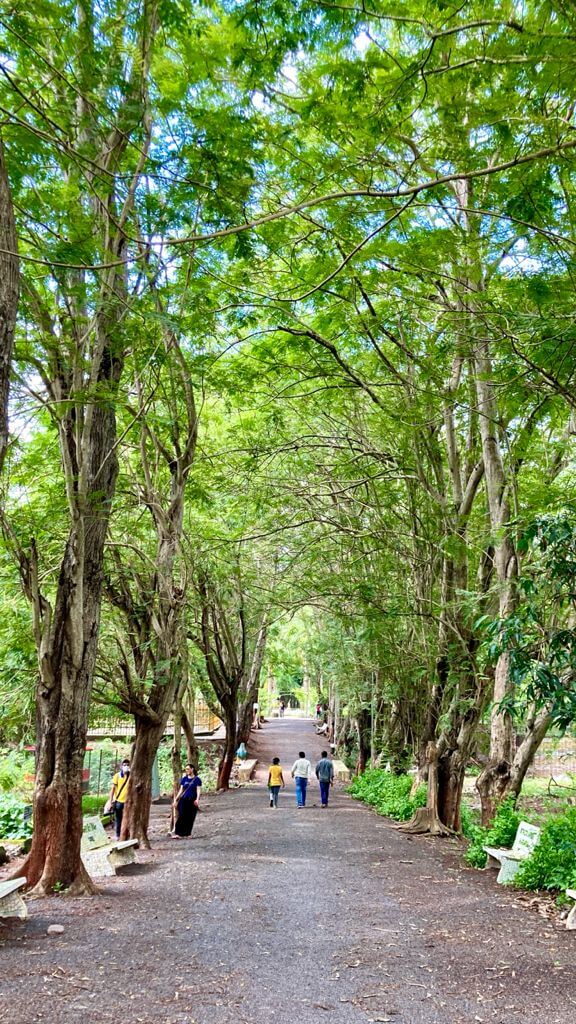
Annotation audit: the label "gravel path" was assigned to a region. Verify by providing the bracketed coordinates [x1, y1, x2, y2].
[1, 717, 576, 1024]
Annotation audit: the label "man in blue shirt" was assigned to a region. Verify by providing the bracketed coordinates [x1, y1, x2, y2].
[315, 751, 334, 807]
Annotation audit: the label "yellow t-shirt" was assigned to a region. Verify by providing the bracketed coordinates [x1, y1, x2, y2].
[112, 772, 130, 804]
[268, 764, 283, 786]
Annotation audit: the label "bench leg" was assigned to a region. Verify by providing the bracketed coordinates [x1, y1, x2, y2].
[496, 857, 521, 885]
[82, 849, 116, 878]
[567, 903, 576, 931]
[108, 848, 136, 871]
[0, 892, 27, 920]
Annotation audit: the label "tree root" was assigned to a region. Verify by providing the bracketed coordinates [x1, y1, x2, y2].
[12, 853, 100, 897]
[396, 807, 456, 837]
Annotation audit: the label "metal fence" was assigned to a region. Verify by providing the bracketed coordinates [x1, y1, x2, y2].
[528, 736, 576, 780]
[87, 701, 221, 739]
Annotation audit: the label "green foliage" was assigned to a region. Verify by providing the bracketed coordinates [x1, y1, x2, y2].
[0, 794, 33, 840]
[464, 798, 522, 869]
[514, 809, 576, 891]
[81, 795, 106, 816]
[0, 748, 34, 796]
[479, 512, 576, 728]
[349, 768, 426, 822]
[156, 744, 218, 794]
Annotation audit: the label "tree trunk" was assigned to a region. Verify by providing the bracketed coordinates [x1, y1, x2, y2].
[399, 742, 455, 836]
[236, 693, 256, 747]
[17, 384, 121, 894]
[171, 689, 183, 831]
[476, 706, 553, 823]
[356, 707, 371, 773]
[121, 717, 166, 847]
[217, 703, 237, 791]
[0, 134, 18, 477]
[181, 705, 199, 767]
[474, 337, 518, 820]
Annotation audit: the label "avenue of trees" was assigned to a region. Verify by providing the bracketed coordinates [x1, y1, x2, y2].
[1, 0, 576, 891]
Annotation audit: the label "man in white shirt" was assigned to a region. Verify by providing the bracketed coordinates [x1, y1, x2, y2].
[291, 750, 312, 807]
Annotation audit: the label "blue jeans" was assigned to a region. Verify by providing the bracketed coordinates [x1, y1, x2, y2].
[269, 785, 280, 807]
[319, 779, 331, 806]
[295, 776, 308, 806]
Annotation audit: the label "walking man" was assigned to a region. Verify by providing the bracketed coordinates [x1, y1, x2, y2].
[315, 750, 334, 807]
[108, 758, 130, 839]
[291, 750, 312, 807]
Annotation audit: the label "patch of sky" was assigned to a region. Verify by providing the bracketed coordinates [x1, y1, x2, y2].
[500, 238, 545, 277]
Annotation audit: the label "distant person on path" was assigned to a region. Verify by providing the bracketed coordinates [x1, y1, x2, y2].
[315, 702, 322, 720]
[315, 750, 334, 807]
[173, 763, 202, 838]
[267, 757, 285, 807]
[108, 758, 130, 840]
[291, 751, 312, 807]
[278, 700, 285, 718]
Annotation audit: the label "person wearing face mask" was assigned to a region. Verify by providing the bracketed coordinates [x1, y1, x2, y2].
[108, 759, 131, 840]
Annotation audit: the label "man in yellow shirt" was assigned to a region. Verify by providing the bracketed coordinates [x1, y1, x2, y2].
[267, 757, 285, 808]
[108, 759, 131, 839]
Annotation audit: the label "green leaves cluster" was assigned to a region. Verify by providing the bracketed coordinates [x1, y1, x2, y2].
[349, 768, 427, 821]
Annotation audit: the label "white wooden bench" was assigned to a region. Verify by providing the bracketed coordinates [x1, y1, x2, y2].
[81, 816, 138, 878]
[0, 878, 27, 919]
[238, 758, 258, 783]
[566, 889, 576, 930]
[484, 821, 541, 884]
[332, 759, 351, 782]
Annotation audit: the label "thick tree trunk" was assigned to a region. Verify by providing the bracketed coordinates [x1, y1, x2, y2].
[217, 704, 237, 791]
[237, 689, 257, 747]
[356, 707, 371, 773]
[476, 706, 552, 823]
[0, 135, 18, 477]
[121, 717, 166, 847]
[399, 742, 455, 836]
[18, 390, 121, 893]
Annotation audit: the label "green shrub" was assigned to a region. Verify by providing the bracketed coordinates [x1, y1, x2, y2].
[82, 795, 106, 816]
[156, 743, 218, 794]
[514, 808, 576, 891]
[349, 768, 427, 821]
[464, 797, 521, 868]
[0, 748, 34, 796]
[0, 793, 33, 840]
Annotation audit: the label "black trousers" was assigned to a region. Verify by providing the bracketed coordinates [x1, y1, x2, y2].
[175, 799, 198, 837]
[114, 801, 125, 839]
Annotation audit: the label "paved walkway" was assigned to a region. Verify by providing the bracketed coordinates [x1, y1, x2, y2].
[1, 718, 576, 1024]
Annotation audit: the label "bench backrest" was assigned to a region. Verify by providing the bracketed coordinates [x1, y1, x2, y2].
[81, 816, 110, 852]
[511, 821, 541, 856]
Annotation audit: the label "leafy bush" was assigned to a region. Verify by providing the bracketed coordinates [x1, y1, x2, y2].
[514, 808, 576, 891]
[0, 793, 33, 840]
[82, 795, 106, 816]
[0, 748, 34, 796]
[156, 743, 218, 794]
[349, 768, 427, 821]
[464, 797, 521, 868]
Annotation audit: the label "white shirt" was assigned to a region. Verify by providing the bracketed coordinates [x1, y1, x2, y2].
[291, 758, 312, 778]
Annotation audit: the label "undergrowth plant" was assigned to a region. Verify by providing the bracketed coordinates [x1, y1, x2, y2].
[349, 768, 427, 821]
[464, 797, 521, 869]
[514, 808, 576, 891]
[0, 793, 33, 840]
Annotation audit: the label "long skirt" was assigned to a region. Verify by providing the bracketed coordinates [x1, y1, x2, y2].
[175, 798, 198, 837]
